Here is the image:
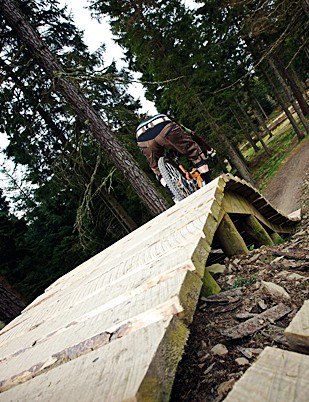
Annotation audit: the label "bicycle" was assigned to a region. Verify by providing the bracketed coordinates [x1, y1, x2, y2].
[158, 150, 206, 202]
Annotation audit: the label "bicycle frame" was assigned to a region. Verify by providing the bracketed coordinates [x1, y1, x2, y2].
[166, 151, 203, 190]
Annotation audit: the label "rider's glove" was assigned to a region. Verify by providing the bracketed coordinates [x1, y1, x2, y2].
[207, 148, 216, 159]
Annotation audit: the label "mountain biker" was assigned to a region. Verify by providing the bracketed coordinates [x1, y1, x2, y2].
[136, 113, 213, 191]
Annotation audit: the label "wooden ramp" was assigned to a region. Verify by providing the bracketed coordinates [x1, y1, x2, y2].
[0, 174, 300, 402]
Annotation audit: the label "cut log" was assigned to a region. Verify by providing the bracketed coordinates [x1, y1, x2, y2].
[270, 232, 284, 244]
[216, 213, 249, 257]
[243, 215, 274, 246]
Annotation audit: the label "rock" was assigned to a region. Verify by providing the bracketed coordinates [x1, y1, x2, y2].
[261, 281, 290, 299]
[287, 273, 307, 280]
[226, 275, 236, 286]
[271, 256, 284, 264]
[206, 263, 226, 275]
[257, 298, 268, 310]
[211, 343, 228, 356]
[236, 312, 257, 320]
[238, 347, 263, 359]
[235, 357, 249, 366]
[217, 378, 236, 398]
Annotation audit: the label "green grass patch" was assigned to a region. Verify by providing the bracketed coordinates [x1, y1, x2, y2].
[244, 124, 299, 191]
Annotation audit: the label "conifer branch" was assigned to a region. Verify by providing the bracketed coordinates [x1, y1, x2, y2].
[211, 8, 303, 94]
[53, 70, 185, 86]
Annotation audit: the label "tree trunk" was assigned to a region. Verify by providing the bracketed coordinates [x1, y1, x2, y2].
[0, 56, 70, 148]
[252, 98, 273, 138]
[262, 62, 305, 141]
[214, 124, 255, 185]
[255, 98, 268, 120]
[230, 106, 260, 152]
[274, 53, 309, 116]
[0, 280, 27, 324]
[235, 98, 271, 156]
[301, 0, 309, 17]
[270, 57, 309, 134]
[193, 97, 254, 184]
[0, 0, 169, 216]
[268, 58, 307, 138]
[1, 57, 139, 231]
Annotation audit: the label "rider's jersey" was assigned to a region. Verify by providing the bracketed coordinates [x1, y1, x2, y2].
[136, 114, 171, 142]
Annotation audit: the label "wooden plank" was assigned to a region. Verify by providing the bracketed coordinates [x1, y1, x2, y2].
[0, 317, 188, 402]
[23, 199, 220, 321]
[44, 178, 223, 294]
[222, 191, 293, 234]
[0, 229, 212, 348]
[285, 300, 309, 354]
[288, 208, 301, 220]
[224, 347, 309, 402]
[0, 270, 201, 372]
[223, 175, 298, 225]
[0, 174, 300, 402]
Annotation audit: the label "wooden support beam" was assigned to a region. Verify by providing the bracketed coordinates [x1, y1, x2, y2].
[270, 232, 284, 244]
[200, 270, 221, 298]
[243, 215, 274, 246]
[216, 213, 249, 257]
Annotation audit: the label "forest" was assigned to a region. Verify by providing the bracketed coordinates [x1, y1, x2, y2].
[0, 0, 308, 314]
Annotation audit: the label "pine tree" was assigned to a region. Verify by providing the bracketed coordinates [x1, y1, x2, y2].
[89, 0, 255, 183]
[0, 0, 168, 218]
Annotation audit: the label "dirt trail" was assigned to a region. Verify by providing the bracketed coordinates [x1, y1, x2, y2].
[263, 136, 309, 214]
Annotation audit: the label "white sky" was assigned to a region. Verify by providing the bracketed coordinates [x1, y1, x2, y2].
[58, 0, 199, 114]
[58, 0, 158, 115]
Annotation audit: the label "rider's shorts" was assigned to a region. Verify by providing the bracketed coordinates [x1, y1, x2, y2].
[137, 123, 207, 176]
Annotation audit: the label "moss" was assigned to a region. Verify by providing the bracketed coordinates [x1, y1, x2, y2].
[137, 318, 189, 402]
[200, 269, 221, 297]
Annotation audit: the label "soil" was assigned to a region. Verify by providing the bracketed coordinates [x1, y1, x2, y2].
[264, 136, 309, 214]
[170, 137, 309, 402]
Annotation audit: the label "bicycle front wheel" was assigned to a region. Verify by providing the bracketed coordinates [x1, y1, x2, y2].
[158, 156, 195, 201]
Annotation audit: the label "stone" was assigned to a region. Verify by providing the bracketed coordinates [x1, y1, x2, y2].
[217, 379, 236, 397]
[211, 343, 229, 356]
[288, 273, 307, 280]
[257, 299, 268, 310]
[261, 281, 290, 299]
[206, 263, 226, 274]
[235, 357, 249, 366]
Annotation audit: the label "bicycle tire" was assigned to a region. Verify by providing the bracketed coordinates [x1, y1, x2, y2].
[158, 156, 195, 201]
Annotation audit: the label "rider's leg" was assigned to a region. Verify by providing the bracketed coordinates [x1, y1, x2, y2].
[161, 124, 212, 183]
[194, 160, 211, 184]
[137, 138, 164, 177]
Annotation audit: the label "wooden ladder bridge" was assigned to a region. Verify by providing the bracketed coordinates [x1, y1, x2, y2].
[0, 174, 307, 401]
